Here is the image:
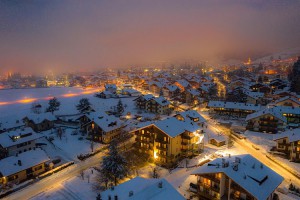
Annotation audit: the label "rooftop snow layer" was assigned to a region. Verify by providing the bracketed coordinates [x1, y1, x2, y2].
[101, 177, 185, 200]
[0, 127, 43, 148]
[192, 154, 283, 200]
[0, 149, 50, 177]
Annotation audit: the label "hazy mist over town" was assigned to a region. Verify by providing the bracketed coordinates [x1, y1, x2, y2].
[1, 1, 300, 200]
[1, 1, 300, 74]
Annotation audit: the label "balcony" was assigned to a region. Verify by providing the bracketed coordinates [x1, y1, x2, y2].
[156, 145, 167, 151]
[155, 138, 169, 144]
[182, 134, 194, 140]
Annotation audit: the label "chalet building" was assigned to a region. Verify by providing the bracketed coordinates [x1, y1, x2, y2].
[269, 79, 287, 90]
[162, 85, 180, 98]
[228, 80, 251, 91]
[23, 113, 56, 132]
[146, 96, 171, 115]
[134, 94, 155, 110]
[273, 96, 300, 107]
[246, 106, 300, 133]
[207, 101, 262, 118]
[131, 110, 205, 167]
[174, 79, 191, 92]
[250, 83, 270, 93]
[101, 177, 185, 200]
[121, 88, 141, 97]
[78, 112, 123, 143]
[245, 108, 287, 134]
[184, 89, 200, 105]
[273, 128, 300, 162]
[149, 82, 163, 94]
[97, 91, 114, 99]
[0, 149, 49, 186]
[0, 127, 43, 158]
[273, 90, 299, 100]
[105, 84, 117, 94]
[243, 91, 264, 105]
[192, 154, 283, 200]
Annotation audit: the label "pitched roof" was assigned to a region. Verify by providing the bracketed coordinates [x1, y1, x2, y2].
[245, 107, 287, 122]
[153, 96, 170, 106]
[192, 154, 283, 200]
[86, 112, 123, 132]
[0, 149, 50, 177]
[274, 96, 300, 106]
[0, 127, 43, 148]
[273, 128, 300, 142]
[101, 177, 184, 200]
[208, 101, 262, 112]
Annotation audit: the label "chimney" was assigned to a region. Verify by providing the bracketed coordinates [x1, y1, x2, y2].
[158, 181, 163, 188]
[108, 195, 111, 200]
[114, 195, 118, 200]
[129, 191, 134, 197]
[18, 160, 22, 166]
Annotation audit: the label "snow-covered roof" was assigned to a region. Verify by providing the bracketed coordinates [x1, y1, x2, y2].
[176, 110, 206, 124]
[273, 128, 300, 142]
[140, 94, 155, 101]
[122, 89, 141, 94]
[101, 177, 184, 200]
[192, 154, 283, 200]
[0, 127, 43, 148]
[153, 110, 205, 137]
[243, 91, 264, 99]
[105, 84, 117, 89]
[86, 112, 123, 132]
[0, 115, 24, 130]
[153, 96, 170, 106]
[208, 101, 262, 112]
[176, 79, 190, 88]
[274, 96, 300, 106]
[0, 149, 50, 177]
[165, 85, 178, 92]
[186, 89, 200, 96]
[24, 113, 57, 123]
[245, 107, 287, 122]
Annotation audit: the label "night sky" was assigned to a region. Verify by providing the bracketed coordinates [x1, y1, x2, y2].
[1, 0, 300, 74]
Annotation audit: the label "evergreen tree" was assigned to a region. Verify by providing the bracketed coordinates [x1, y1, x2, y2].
[46, 97, 60, 114]
[100, 141, 129, 186]
[289, 57, 300, 94]
[116, 99, 124, 114]
[76, 98, 91, 113]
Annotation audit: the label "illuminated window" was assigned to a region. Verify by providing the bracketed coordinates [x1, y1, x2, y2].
[215, 173, 221, 180]
[202, 178, 211, 187]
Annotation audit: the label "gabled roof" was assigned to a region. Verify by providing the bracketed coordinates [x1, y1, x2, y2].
[0, 149, 50, 177]
[101, 177, 184, 200]
[152, 96, 170, 106]
[186, 89, 200, 96]
[176, 79, 190, 88]
[85, 112, 123, 132]
[273, 128, 300, 142]
[176, 110, 206, 124]
[192, 154, 283, 200]
[274, 96, 300, 106]
[105, 84, 117, 89]
[24, 113, 57, 124]
[165, 85, 178, 92]
[208, 101, 262, 112]
[0, 127, 43, 148]
[245, 107, 287, 122]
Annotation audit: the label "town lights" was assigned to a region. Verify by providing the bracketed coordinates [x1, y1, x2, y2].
[154, 150, 158, 159]
[193, 130, 204, 144]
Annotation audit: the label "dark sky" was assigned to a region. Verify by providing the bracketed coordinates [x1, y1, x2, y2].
[1, 0, 300, 74]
